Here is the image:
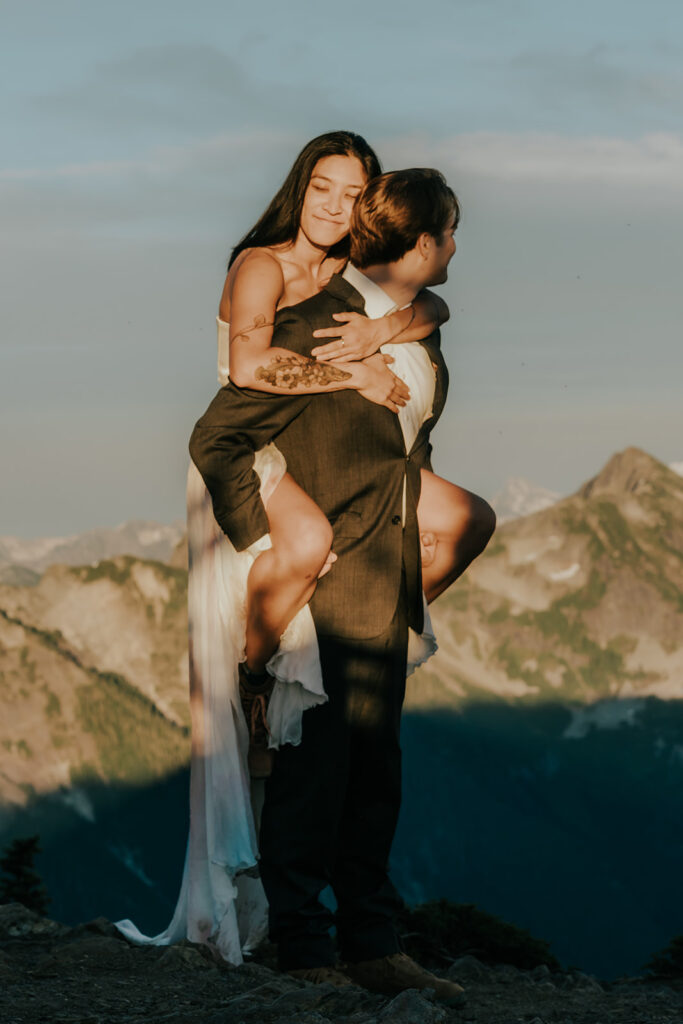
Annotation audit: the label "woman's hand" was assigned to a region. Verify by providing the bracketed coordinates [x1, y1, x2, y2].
[311, 312, 391, 362]
[355, 354, 410, 413]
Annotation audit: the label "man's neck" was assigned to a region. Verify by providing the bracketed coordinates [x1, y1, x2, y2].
[358, 264, 417, 309]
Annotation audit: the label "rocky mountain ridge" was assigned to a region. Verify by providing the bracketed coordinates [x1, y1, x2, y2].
[407, 446, 683, 711]
[0, 556, 190, 811]
[1, 903, 682, 1024]
[0, 519, 185, 583]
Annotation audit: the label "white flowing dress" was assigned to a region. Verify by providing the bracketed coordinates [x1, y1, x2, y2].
[116, 313, 438, 963]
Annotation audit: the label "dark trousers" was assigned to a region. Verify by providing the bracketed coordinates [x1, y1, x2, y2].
[259, 591, 409, 970]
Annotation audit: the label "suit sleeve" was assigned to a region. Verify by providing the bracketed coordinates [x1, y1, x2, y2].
[189, 309, 314, 551]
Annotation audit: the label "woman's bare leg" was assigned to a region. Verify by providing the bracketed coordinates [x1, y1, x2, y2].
[417, 469, 496, 604]
[244, 472, 333, 673]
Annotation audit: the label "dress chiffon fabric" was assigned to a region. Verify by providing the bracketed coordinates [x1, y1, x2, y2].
[115, 318, 437, 963]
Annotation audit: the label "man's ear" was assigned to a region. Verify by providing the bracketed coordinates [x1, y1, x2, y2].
[416, 232, 432, 260]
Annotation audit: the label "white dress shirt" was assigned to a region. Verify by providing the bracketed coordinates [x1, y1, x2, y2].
[342, 263, 437, 525]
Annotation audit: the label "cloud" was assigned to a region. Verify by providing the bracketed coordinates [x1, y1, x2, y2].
[0, 129, 299, 237]
[381, 131, 683, 190]
[3, 127, 683, 252]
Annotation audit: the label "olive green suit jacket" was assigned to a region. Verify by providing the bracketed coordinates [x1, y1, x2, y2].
[189, 274, 449, 640]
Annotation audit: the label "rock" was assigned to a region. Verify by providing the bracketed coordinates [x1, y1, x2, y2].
[232, 961, 284, 987]
[270, 1016, 333, 1024]
[156, 945, 214, 971]
[266, 981, 339, 1013]
[447, 954, 490, 982]
[530, 963, 551, 980]
[570, 970, 604, 993]
[33, 935, 134, 975]
[0, 948, 13, 978]
[0, 902, 66, 938]
[71, 916, 128, 940]
[378, 988, 449, 1023]
[495, 964, 522, 984]
[205, 976, 301, 1023]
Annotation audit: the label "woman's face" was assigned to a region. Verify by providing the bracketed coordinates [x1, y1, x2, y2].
[299, 154, 366, 250]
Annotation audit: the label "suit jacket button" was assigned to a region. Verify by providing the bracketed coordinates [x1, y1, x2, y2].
[391, 515, 401, 525]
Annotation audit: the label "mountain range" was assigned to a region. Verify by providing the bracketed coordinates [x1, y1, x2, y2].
[0, 446, 681, 979]
[0, 520, 185, 585]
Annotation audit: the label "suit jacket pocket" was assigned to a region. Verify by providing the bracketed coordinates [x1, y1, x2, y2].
[329, 509, 364, 538]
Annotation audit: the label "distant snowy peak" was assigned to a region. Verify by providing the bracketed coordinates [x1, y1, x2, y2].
[0, 519, 186, 573]
[492, 477, 562, 523]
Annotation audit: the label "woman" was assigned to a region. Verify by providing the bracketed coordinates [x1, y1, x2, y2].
[116, 132, 493, 963]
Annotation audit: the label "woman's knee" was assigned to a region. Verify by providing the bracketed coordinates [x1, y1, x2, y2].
[467, 495, 496, 547]
[278, 512, 333, 576]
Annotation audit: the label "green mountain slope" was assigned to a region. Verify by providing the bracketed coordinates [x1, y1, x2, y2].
[407, 447, 683, 710]
[0, 556, 189, 729]
[0, 607, 189, 796]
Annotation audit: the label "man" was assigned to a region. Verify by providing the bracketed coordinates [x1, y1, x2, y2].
[190, 169, 476, 1005]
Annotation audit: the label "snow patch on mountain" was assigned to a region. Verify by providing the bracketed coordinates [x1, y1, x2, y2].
[57, 787, 96, 823]
[563, 699, 645, 740]
[548, 563, 581, 582]
[106, 843, 155, 887]
[492, 478, 562, 522]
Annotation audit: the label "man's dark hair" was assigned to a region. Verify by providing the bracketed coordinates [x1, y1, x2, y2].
[228, 131, 382, 268]
[350, 168, 459, 268]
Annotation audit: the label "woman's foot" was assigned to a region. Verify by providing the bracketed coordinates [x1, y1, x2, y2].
[238, 663, 275, 778]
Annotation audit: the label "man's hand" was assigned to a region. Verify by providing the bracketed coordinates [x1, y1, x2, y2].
[420, 531, 437, 567]
[312, 312, 390, 362]
[356, 354, 410, 412]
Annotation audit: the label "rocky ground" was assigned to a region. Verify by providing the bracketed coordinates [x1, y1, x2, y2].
[1, 904, 682, 1024]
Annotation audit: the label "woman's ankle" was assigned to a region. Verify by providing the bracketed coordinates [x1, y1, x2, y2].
[240, 661, 272, 694]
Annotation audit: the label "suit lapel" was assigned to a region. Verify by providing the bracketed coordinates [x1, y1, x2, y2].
[408, 337, 448, 457]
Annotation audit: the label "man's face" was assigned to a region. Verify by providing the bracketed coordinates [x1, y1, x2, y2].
[424, 213, 457, 286]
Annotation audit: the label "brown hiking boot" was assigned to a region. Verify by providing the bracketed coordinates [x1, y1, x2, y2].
[288, 965, 354, 987]
[345, 952, 466, 1006]
[238, 663, 274, 779]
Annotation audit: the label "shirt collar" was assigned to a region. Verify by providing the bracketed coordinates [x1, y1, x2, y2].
[342, 263, 398, 320]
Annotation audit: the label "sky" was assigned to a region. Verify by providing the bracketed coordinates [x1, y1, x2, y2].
[2, 0, 682, 536]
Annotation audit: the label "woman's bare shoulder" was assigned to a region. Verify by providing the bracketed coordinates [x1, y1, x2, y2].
[231, 247, 286, 282]
[221, 248, 286, 320]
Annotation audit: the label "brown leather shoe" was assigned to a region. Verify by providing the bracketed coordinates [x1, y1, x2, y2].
[238, 663, 274, 779]
[288, 965, 354, 987]
[345, 952, 466, 1006]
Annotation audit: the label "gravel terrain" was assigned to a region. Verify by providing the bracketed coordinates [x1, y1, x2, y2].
[1, 904, 681, 1024]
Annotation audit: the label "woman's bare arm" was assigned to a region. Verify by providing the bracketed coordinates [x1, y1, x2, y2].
[310, 290, 450, 363]
[223, 252, 409, 409]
